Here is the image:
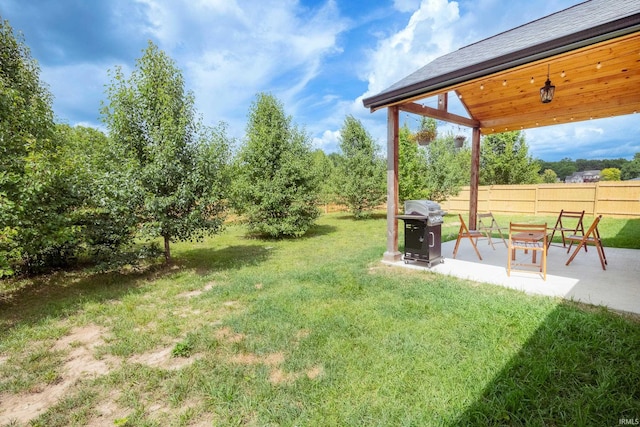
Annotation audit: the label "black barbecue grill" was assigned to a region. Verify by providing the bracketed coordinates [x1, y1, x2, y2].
[396, 200, 445, 267]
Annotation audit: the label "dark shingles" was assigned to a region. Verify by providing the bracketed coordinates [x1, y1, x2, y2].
[364, 0, 640, 108]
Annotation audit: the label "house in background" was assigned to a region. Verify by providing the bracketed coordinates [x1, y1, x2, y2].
[565, 170, 601, 183]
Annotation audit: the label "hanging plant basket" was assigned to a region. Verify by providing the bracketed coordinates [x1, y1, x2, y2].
[454, 135, 466, 148]
[416, 129, 436, 146]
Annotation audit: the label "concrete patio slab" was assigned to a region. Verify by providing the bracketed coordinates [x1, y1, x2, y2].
[383, 239, 640, 315]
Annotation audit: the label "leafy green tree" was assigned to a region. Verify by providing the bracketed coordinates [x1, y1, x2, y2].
[600, 167, 621, 181]
[336, 115, 385, 218]
[54, 125, 146, 264]
[422, 133, 470, 202]
[621, 153, 640, 180]
[541, 168, 558, 183]
[311, 149, 338, 211]
[554, 157, 578, 181]
[101, 41, 230, 261]
[480, 131, 540, 185]
[399, 124, 429, 202]
[0, 19, 55, 275]
[232, 93, 320, 237]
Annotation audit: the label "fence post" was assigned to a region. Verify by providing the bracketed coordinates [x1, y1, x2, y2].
[534, 185, 539, 215]
[593, 182, 600, 216]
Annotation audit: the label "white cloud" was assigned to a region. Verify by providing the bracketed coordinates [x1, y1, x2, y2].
[131, 0, 348, 138]
[362, 0, 460, 98]
[526, 115, 640, 160]
[574, 126, 605, 138]
[313, 129, 341, 151]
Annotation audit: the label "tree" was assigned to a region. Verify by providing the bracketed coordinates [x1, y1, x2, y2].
[480, 131, 540, 185]
[600, 167, 621, 181]
[541, 168, 558, 183]
[336, 115, 385, 218]
[422, 133, 470, 202]
[101, 41, 230, 261]
[398, 124, 429, 202]
[232, 93, 320, 237]
[54, 125, 146, 263]
[0, 19, 56, 275]
[621, 153, 640, 180]
[311, 149, 338, 211]
[554, 157, 578, 181]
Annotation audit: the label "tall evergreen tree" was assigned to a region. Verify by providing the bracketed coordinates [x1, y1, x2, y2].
[101, 41, 230, 261]
[398, 124, 429, 202]
[311, 149, 338, 211]
[422, 133, 470, 202]
[480, 131, 540, 185]
[336, 115, 385, 218]
[0, 19, 56, 275]
[232, 93, 320, 237]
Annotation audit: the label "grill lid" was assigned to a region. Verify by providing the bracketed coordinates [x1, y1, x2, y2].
[404, 200, 444, 216]
[401, 200, 445, 225]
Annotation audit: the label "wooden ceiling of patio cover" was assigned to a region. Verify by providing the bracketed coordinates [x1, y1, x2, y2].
[397, 32, 640, 135]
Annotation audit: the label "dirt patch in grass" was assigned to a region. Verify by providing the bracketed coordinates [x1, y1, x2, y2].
[129, 345, 202, 371]
[223, 331, 324, 386]
[0, 324, 116, 425]
[176, 282, 218, 299]
[85, 390, 127, 427]
[267, 364, 324, 385]
[229, 351, 285, 367]
[0, 324, 206, 425]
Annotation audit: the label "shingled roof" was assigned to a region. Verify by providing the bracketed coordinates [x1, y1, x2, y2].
[363, 0, 640, 118]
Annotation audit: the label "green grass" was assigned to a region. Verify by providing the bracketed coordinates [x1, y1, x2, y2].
[1, 213, 639, 426]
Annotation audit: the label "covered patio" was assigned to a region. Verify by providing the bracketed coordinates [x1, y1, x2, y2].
[385, 238, 640, 315]
[362, 0, 640, 265]
[363, 0, 640, 314]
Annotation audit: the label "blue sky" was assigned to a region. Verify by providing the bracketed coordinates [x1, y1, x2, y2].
[2, 0, 638, 161]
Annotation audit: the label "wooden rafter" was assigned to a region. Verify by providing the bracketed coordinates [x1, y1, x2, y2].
[398, 102, 480, 128]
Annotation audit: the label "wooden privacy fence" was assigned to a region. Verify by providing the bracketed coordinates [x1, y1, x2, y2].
[440, 181, 640, 218]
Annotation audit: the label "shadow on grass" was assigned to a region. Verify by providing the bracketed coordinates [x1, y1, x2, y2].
[0, 268, 149, 336]
[452, 302, 640, 426]
[231, 224, 338, 243]
[299, 224, 338, 239]
[175, 244, 272, 274]
[335, 212, 387, 221]
[0, 244, 273, 336]
[607, 217, 640, 249]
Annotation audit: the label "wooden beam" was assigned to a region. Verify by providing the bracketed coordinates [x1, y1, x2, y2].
[383, 106, 401, 262]
[469, 127, 481, 230]
[399, 102, 480, 128]
[438, 93, 448, 111]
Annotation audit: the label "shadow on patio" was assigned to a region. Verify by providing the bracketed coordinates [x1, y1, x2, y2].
[384, 238, 640, 315]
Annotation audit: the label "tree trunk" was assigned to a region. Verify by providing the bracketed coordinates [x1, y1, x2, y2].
[164, 235, 171, 262]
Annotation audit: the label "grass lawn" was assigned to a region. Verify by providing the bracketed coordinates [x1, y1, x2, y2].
[1, 212, 639, 426]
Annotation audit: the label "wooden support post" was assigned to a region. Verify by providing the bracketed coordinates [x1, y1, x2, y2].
[384, 106, 401, 262]
[469, 127, 481, 230]
[438, 93, 448, 111]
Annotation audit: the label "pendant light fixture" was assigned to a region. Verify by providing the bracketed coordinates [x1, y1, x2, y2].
[540, 64, 555, 103]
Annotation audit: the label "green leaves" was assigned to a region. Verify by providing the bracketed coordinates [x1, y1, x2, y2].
[233, 93, 320, 238]
[0, 19, 57, 275]
[101, 41, 231, 261]
[336, 115, 385, 219]
[480, 131, 541, 185]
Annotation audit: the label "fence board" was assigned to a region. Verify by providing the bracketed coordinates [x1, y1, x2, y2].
[441, 181, 640, 218]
